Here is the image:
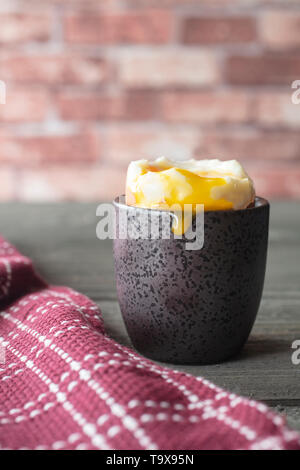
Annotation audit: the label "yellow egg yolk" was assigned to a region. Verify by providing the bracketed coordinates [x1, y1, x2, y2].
[134, 168, 232, 209]
[132, 167, 233, 235]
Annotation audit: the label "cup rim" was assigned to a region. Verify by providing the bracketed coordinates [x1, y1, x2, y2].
[113, 195, 269, 215]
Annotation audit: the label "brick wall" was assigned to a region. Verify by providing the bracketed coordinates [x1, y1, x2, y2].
[1, 0, 300, 201]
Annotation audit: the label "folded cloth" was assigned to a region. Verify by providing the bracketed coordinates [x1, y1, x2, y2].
[0, 236, 299, 451]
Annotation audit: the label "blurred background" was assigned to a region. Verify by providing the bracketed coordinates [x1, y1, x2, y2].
[0, 0, 300, 202]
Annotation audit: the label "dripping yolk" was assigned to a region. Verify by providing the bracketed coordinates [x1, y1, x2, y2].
[130, 167, 233, 235]
[125, 158, 255, 235]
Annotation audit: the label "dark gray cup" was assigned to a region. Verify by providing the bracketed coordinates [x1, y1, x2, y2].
[113, 196, 269, 365]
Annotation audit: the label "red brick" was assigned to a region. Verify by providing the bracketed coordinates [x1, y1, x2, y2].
[95, 166, 126, 201]
[198, 131, 300, 162]
[0, 168, 15, 200]
[119, 50, 218, 87]
[182, 17, 256, 44]
[248, 167, 300, 199]
[125, 91, 160, 120]
[65, 11, 172, 44]
[103, 125, 200, 165]
[0, 56, 110, 85]
[225, 54, 300, 85]
[57, 93, 124, 121]
[0, 132, 100, 165]
[0, 87, 49, 122]
[161, 91, 252, 124]
[18, 165, 125, 201]
[0, 13, 51, 43]
[56, 91, 159, 121]
[254, 92, 300, 127]
[261, 12, 300, 49]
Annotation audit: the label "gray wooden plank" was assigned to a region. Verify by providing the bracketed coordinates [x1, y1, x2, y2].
[272, 406, 300, 431]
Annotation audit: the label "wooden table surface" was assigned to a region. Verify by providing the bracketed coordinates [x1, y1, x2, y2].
[1, 201, 300, 431]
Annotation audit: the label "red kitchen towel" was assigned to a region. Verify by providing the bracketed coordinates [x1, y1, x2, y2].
[0, 236, 299, 451]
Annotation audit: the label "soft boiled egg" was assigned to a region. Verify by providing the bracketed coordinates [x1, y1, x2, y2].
[126, 157, 255, 215]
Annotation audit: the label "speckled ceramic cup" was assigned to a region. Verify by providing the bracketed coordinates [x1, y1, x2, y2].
[113, 196, 269, 365]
